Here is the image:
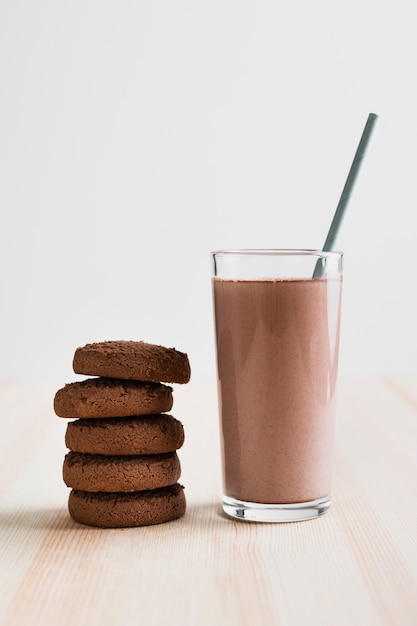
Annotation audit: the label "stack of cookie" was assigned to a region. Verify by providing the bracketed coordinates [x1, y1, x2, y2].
[53, 340, 191, 528]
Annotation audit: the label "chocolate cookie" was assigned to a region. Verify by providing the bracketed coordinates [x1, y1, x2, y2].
[68, 484, 186, 527]
[54, 378, 173, 418]
[63, 451, 181, 492]
[65, 414, 184, 455]
[73, 340, 191, 384]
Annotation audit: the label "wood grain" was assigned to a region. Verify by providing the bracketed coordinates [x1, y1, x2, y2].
[1, 379, 417, 625]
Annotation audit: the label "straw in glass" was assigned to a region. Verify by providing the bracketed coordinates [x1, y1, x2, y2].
[313, 112, 378, 278]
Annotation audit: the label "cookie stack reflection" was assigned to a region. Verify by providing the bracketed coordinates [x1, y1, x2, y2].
[53, 341, 190, 528]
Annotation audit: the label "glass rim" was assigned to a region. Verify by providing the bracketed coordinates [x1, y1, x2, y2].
[211, 248, 343, 258]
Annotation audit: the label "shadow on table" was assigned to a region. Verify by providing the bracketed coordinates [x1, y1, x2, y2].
[0, 501, 230, 532]
[182, 500, 230, 526]
[0, 506, 73, 531]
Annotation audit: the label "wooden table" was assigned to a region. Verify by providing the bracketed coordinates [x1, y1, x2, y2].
[1, 378, 417, 625]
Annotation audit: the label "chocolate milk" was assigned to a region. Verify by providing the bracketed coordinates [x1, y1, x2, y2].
[213, 277, 342, 504]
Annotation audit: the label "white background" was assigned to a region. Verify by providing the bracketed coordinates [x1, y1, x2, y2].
[1, 0, 416, 382]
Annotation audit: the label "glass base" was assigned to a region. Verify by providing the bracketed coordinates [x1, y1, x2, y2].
[222, 494, 331, 523]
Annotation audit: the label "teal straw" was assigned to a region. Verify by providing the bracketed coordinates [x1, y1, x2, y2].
[313, 112, 378, 278]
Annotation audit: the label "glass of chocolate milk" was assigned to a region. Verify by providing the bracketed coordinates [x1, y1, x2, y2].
[212, 250, 343, 522]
